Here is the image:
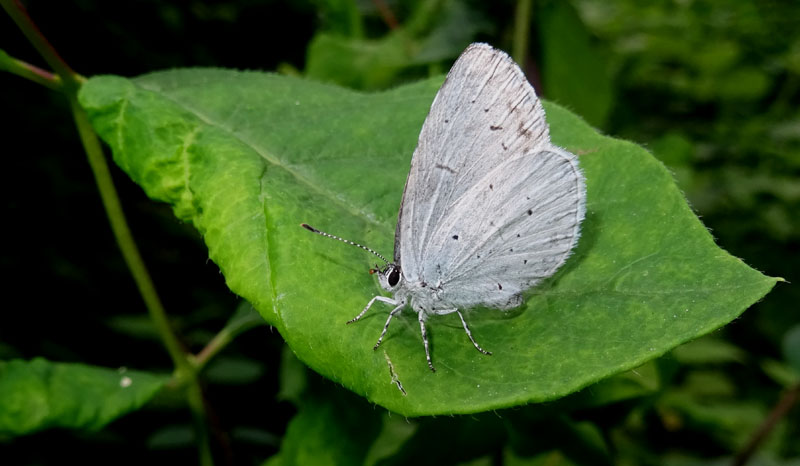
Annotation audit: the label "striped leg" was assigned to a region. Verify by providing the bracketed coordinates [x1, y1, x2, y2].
[372, 303, 405, 350]
[419, 313, 436, 372]
[456, 310, 492, 355]
[348, 295, 397, 324]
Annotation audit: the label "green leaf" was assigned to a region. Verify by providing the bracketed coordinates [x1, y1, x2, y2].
[557, 361, 660, 410]
[305, 0, 489, 90]
[671, 336, 747, 365]
[78, 69, 778, 416]
[0, 358, 167, 437]
[279, 388, 382, 466]
[310, 0, 364, 38]
[538, 0, 614, 128]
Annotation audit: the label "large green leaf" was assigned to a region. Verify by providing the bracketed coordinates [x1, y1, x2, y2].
[0, 358, 167, 436]
[78, 69, 778, 416]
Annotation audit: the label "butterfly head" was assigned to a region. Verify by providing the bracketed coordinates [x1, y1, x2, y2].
[370, 263, 402, 291]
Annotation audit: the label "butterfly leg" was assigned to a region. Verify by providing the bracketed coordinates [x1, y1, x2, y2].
[418, 313, 436, 372]
[373, 303, 405, 350]
[348, 295, 397, 324]
[456, 310, 492, 355]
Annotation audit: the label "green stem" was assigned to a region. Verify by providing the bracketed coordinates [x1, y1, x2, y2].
[5, 3, 217, 462]
[193, 308, 266, 371]
[0, 50, 67, 91]
[0, 0, 79, 91]
[513, 0, 533, 65]
[3, 0, 188, 379]
[69, 96, 189, 370]
[64, 48, 217, 466]
[186, 381, 214, 466]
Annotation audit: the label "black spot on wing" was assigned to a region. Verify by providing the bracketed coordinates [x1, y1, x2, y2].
[452, 235, 459, 240]
[490, 125, 502, 131]
[435, 164, 456, 174]
[518, 121, 531, 138]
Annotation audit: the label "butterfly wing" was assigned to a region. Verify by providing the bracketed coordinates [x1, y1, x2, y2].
[426, 146, 585, 310]
[396, 43, 556, 284]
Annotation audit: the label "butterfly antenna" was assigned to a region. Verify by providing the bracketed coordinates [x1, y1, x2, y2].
[301, 224, 389, 265]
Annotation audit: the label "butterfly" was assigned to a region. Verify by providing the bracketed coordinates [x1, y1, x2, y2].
[303, 43, 586, 371]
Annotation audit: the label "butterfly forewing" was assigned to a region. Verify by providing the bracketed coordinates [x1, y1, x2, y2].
[397, 43, 553, 283]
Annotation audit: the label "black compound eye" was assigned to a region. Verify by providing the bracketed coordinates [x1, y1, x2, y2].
[388, 267, 401, 287]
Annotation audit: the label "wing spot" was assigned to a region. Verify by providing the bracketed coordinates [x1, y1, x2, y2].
[490, 125, 502, 131]
[501, 142, 508, 150]
[498, 283, 503, 290]
[516, 234, 520, 238]
[524, 260, 528, 264]
[518, 121, 531, 138]
[444, 119, 449, 123]
[435, 164, 456, 174]
[489, 184, 493, 190]
[527, 209, 533, 215]
[484, 108, 489, 112]
[452, 235, 459, 240]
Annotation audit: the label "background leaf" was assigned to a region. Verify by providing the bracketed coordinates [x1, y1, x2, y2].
[304, 0, 490, 90]
[538, 0, 614, 128]
[0, 358, 167, 437]
[77, 68, 777, 416]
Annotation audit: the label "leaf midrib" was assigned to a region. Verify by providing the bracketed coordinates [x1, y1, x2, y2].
[134, 81, 392, 231]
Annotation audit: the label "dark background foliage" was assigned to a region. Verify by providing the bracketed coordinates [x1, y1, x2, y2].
[1, 0, 798, 464]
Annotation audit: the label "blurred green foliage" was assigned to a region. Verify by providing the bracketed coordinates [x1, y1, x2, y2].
[1, 0, 798, 464]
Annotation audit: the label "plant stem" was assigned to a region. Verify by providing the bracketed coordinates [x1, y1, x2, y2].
[3, 0, 191, 379]
[732, 382, 800, 466]
[0, 0, 79, 91]
[4, 3, 217, 462]
[68, 96, 189, 370]
[371, 0, 398, 30]
[193, 307, 266, 371]
[0, 50, 66, 91]
[186, 380, 214, 466]
[513, 0, 533, 66]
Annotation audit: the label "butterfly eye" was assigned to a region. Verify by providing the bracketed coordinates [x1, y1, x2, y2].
[388, 267, 401, 287]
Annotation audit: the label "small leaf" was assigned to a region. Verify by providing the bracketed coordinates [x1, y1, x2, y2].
[672, 336, 747, 365]
[78, 69, 778, 416]
[0, 358, 167, 436]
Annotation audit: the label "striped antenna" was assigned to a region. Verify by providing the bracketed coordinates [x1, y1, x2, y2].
[301, 224, 389, 265]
